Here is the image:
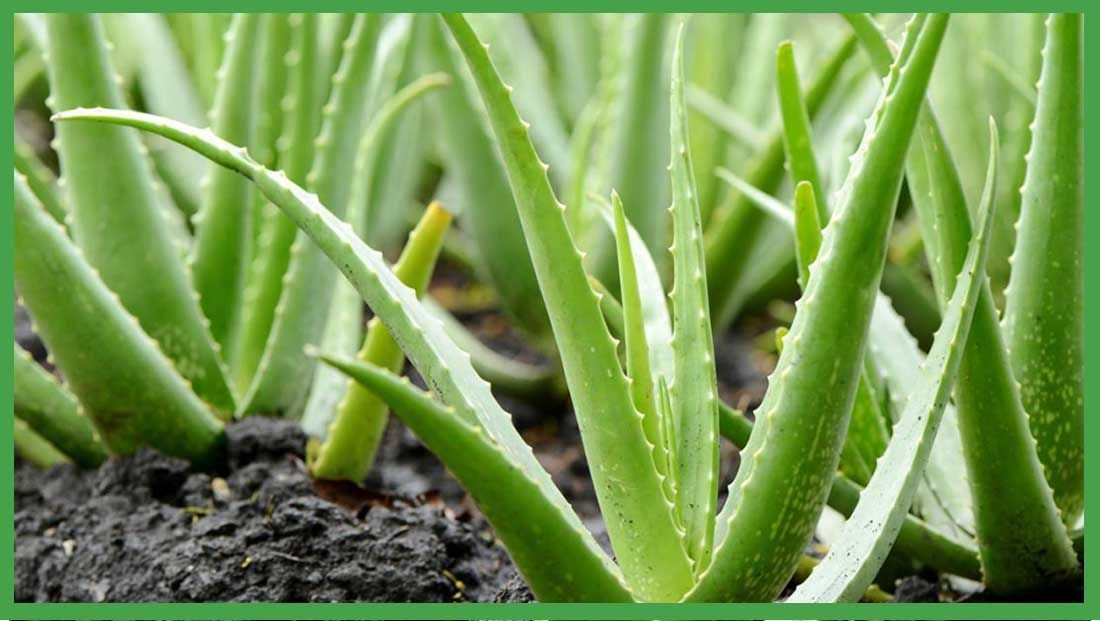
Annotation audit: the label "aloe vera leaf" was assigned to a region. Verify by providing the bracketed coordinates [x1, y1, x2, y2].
[311, 203, 451, 481]
[13, 135, 66, 224]
[116, 13, 207, 215]
[686, 85, 765, 151]
[189, 13, 260, 358]
[422, 298, 560, 401]
[597, 273, 978, 580]
[543, 13, 601, 124]
[15, 417, 72, 469]
[361, 15, 430, 249]
[791, 181, 823, 288]
[565, 97, 604, 245]
[687, 14, 748, 219]
[667, 24, 720, 572]
[464, 14, 570, 188]
[981, 50, 1038, 106]
[589, 14, 673, 284]
[187, 13, 229, 108]
[44, 13, 235, 416]
[717, 403, 981, 581]
[776, 42, 829, 217]
[233, 13, 319, 394]
[243, 14, 384, 415]
[715, 168, 793, 226]
[790, 121, 999, 603]
[705, 33, 856, 331]
[15, 172, 225, 464]
[849, 12, 1079, 592]
[879, 262, 941, 349]
[54, 106, 630, 602]
[1002, 12, 1084, 527]
[14, 345, 108, 468]
[442, 13, 693, 601]
[689, 15, 948, 602]
[297, 71, 451, 435]
[727, 163, 974, 538]
[607, 192, 672, 497]
[316, 355, 631, 601]
[14, 46, 45, 105]
[317, 13, 355, 103]
[425, 16, 551, 346]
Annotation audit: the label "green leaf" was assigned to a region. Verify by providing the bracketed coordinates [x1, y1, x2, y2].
[233, 13, 319, 393]
[113, 12, 207, 215]
[718, 403, 981, 581]
[44, 13, 235, 416]
[52, 105, 630, 601]
[441, 13, 692, 601]
[848, 12, 1079, 592]
[299, 71, 451, 444]
[588, 14, 673, 284]
[689, 14, 948, 602]
[667, 23, 719, 573]
[607, 191, 673, 499]
[15, 171, 224, 465]
[242, 14, 384, 416]
[776, 41, 829, 217]
[14, 345, 108, 468]
[789, 119, 999, 602]
[310, 202, 452, 482]
[792, 181, 823, 289]
[13, 134, 66, 224]
[1002, 12, 1084, 526]
[424, 16, 552, 344]
[686, 85, 766, 151]
[14, 418, 70, 469]
[705, 33, 856, 331]
[316, 355, 631, 601]
[190, 13, 261, 358]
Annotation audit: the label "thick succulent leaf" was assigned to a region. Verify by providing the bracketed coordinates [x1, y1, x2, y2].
[423, 299, 559, 400]
[789, 120, 999, 602]
[299, 72, 451, 442]
[849, 12, 1079, 592]
[191, 14, 260, 358]
[776, 42, 829, 216]
[718, 403, 981, 581]
[113, 12, 207, 214]
[15, 418, 71, 468]
[1002, 13, 1084, 526]
[14, 345, 108, 468]
[464, 14, 571, 188]
[15, 172, 225, 465]
[441, 13, 693, 601]
[667, 24, 720, 572]
[689, 15, 948, 602]
[52, 106, 630, 601]
[186, 14, 230, 108]
[607, 192, 673, 498]
[424, 16, 551, 345]
[44, 13, 235, 415]
[792, 182, 823, 289]
[543, 13, 602, 124]
[715, 168, 793, 226]
[705, 33, 856, 331]
[243, 14, 384, 416]
[310, 203, 451, 482]
[361, 16, 432, 249]
[588, 14, 673, 284]
[234, 13, 319, 393]
[13, 135, 66, 224]
[686, 84, 765, 150]
[316, 355, 631, 602]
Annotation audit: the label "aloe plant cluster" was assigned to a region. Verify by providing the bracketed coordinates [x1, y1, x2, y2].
[14, 11, 1082, 603]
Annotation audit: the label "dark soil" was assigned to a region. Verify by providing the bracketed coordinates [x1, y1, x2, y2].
[15, 417, 518, 602]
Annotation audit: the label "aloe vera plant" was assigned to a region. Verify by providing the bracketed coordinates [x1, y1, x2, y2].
[17, 10, 1083, 604]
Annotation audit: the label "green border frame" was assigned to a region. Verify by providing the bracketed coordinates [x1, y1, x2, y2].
[3, 5, 1093, 619]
